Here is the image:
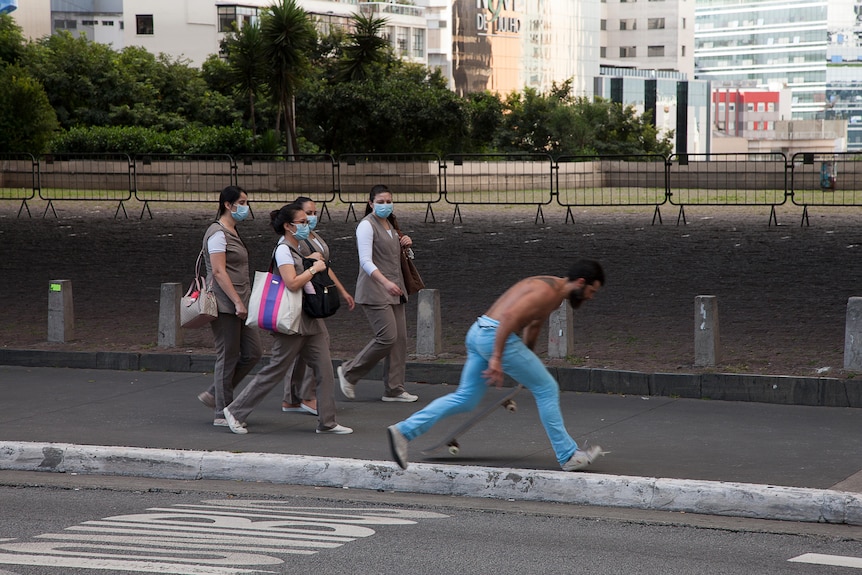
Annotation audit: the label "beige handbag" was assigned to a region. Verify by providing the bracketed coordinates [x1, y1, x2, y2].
[180, 251, 218, 328]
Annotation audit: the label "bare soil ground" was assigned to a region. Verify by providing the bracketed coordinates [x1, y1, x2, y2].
[2, 198, 861, 379]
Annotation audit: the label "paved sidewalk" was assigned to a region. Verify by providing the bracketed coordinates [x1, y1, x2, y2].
[1, 364, 862, 525]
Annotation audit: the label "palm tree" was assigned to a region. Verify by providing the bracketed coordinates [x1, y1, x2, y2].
[260, 0, 316, 155]
[337, 12, 391, 83]
[224, 21, 268, 137]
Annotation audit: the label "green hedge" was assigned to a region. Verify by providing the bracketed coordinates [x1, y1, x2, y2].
[48, 124, 279, 156]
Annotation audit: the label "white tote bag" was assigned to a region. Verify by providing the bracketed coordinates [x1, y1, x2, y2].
[246, 269, 303, 335]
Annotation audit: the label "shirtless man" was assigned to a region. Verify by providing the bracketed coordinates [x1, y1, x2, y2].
[387, 259, 606, 471]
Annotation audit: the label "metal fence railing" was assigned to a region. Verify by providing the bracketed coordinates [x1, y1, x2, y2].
[556, 154, 668, 224]
[0, 153, 38, 217]
[442, 153, 555, 223]
[133, 154, 235, 218]
[39, 153, 134, 218]
[789, 152, 862, 225]
[4, 151, 862, 225]
[234, 154, 338, 220]
[338, 153, 443, 222]
[667, 153, 788, 226]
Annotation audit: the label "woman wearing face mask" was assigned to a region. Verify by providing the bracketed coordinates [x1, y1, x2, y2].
[336, 184, 419, 403]
[221, 203, 352, 435]
[282, 196, 355, 416]
[197, 185, 263, 427]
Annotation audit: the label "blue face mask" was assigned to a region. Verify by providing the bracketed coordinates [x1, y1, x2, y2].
[307, 215, 318, 230]
[373, 203, 394, 219]
[231, 204, 250, 222]
[293, 223, 310, 241]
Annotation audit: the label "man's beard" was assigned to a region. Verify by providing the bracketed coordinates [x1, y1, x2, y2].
[569, 288, 584, 309]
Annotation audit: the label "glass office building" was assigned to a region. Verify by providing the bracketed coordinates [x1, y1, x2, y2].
[694, 0, 828, 120]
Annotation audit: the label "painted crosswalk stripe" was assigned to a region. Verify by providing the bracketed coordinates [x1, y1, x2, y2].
[789, 553, 862, 568]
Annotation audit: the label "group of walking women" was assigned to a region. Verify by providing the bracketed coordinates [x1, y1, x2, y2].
[196, 184, 418, 436]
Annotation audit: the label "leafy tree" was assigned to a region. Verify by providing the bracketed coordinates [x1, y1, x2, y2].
[298, 62, 468, 155]
[0, 14, 24, 66]
[0, 65, 58, 153]
[222, 21, 269, 136]
[336, 13, 391, 83]
[21, 31, 117, 127]
[496, 82, 672, 157]
[260, 0, 316, 155]
[463, 91, 504, 153]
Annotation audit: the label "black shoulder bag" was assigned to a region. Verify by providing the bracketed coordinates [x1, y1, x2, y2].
[289, 243, 341, 319]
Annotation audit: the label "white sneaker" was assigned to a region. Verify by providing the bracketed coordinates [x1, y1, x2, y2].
[337, 365, 355, 399]
[381, 391, 419, 403]
[387, 425, 409, 469]
[214, 418, 246, 428]
[562, 445, 605, 471]
[223, 407, 248, 435]
[316, 424, 353, 434]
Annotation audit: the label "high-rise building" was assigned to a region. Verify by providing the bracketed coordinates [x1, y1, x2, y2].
[826, 0, 862, 150]
[694, 0, 829, 120]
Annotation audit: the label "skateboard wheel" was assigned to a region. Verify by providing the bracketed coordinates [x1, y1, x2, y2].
[448, 445, 460, 455]
[504, 400, 517, 412]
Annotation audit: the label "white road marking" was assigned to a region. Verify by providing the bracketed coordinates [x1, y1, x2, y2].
[789, 553, 862, 568]
[0, 503, 448, 574]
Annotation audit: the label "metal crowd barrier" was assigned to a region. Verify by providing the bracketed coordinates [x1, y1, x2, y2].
[4, 150, 862, 225]
[338, 153, 442, 222]
[556, 154, 668, 224]
[0, 153, 38, 217]
[790, 152, 862, 225]
[442, 153, 555, 223]
[667, 153, 788, 226]
[133, 154, 235, 219]
[234, 154, 338, 220]
[39, 153, 134, 218]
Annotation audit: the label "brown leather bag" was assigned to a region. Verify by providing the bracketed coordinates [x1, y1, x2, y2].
[400, 247, 425, 295]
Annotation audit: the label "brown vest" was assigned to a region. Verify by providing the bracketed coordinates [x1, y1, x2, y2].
[202, 222, 251, 314]
[355, 214, 406, 306]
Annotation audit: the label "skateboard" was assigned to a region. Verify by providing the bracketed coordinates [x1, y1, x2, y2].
[421, 385, 524, 456]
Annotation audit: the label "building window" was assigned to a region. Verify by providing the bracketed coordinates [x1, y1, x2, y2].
[396, 26, 409, 56]
[648, 45, 665, 57]
[746, 103, 754, 112]
[757, 102, 765, 112]
[681, 45, 686, 57]
[682, 17, 686, 29]
[600, 46, 607, 57]
[218, 6, 258, 33]
[600, 19, 606, 30]
[81, 20, 97, 26]
[136, 15, 154, 35]
[620, 19, 636, 30]
[620, 46, 636, 58]
[54, 19, 77, 30]
[647, 18, 665, 29]
[102, 20, 114, 26]
[412, 28, 424, 58]
[767, 102, 775, 112]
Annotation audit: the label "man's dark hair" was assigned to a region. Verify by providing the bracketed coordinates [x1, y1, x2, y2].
[568, 259, 605, 286]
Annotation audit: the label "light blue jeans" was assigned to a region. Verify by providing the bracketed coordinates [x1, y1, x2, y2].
[395, 315, 579, 466]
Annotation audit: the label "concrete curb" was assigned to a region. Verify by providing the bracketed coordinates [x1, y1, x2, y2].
[2, 349, 860, 407]
[2, 441, 861, 526]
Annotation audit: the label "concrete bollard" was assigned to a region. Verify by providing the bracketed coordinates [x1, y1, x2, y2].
[844, 297, 862, 371]
[415, 288, 442, 357]
[47, 279, 74, 343]
[548, 301, 574, 359]
[158, 282, 184, 348]
[694, 295, 720, 367]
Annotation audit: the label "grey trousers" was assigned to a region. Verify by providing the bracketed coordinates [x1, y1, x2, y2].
[283, 358, 316, 404]
[227, 326, 338, 429]
[209, 313, 262, 417]
[341, 302, 407, 397]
